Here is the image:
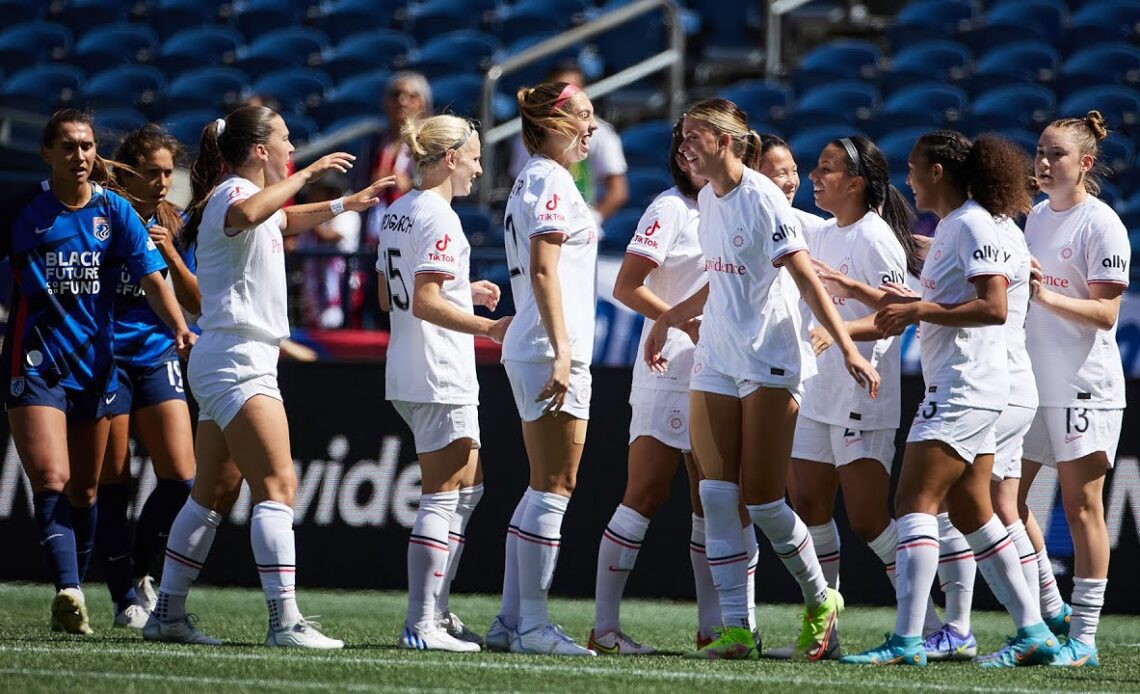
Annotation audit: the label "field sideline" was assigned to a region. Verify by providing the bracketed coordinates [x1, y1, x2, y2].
[0, 583, 1137, 693]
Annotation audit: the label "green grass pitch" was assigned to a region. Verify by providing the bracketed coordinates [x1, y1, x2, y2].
[0, 583, 1137, 692]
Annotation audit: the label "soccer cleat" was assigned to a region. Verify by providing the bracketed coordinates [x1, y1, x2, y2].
[113, 602, 150, 629]
[839, 633, 926, 666]
[684, 625, 759, 660]
[765, 623, 839, 660]
[135, 575, 158, 613]
[265, 618, 344, 649]
[438, 612, 484, 645]
[142, 613, 222, 645]
[515, 624, 596, 656]
[793, 588, 844, 661]
[1045, 603, 1072, 638]
[50, 588, 93, 635]
[974, 624, 1060, 668]
[922, 623, 978, 661]
[484, 615, 516, 652]
[696, 630, 714, 650]
[399, 624, 481, 652]
[588, 628, 656, 655]
[1050, 638, 1100, 668]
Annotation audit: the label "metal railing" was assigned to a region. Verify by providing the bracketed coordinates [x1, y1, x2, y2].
[766, 0, 815, 79]
[478, 0, 685, 206]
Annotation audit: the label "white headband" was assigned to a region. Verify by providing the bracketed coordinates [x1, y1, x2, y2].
[215, 118, 226, 135]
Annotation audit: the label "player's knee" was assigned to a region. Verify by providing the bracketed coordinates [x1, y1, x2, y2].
[623, 484, 667, 518]
[848, 512, 887, 543]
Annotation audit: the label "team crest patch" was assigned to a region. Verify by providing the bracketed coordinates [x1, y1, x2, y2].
[93, 216, 110, 241]
[10, 378, 25, 397]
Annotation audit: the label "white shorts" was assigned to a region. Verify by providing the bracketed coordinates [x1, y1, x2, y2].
[992, 404, 1037, 480]
[689, 352, 800, 402]
[1022, 406, 1122, 468]
[629, 387, 690, 451]
[791, 416, 896, 473]
[503, 360, 592, 422]
[392, 401, 481, 454]
[187, 331, 281, 429]
[906, 397, 1000, 464]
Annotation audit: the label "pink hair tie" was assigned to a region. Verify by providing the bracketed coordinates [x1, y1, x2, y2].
[551, 83, 581, 112]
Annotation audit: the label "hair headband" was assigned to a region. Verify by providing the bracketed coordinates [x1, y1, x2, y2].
[421, 121, 476, 164]
[839, 137, 863, 176]
[552, 83, 582, 112]
[215, 118, 226, 136]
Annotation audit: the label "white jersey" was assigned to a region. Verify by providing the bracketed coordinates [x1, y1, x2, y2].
[1025, 196, 1129, 408]
[800, 211, 906, 430]
[995, 216, 1037, 409]
[501, 155, 599, 365]
[697, 167, 814, 386]
[376, 189, 478, 405]
[625, 187, 705, 392]
[789, 208, 829, 344]
[196, 175, 289, 342]
[917, 200, 1010, 410]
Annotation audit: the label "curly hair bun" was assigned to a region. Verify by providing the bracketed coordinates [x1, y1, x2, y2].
[1084, 110, 1108, 141]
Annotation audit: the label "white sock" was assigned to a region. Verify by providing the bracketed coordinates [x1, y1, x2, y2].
[517, 489, 568, 634]
[809, 521, 841, 590]
[699, 480, 749, 629]
[966, 516, 1041, 629]
[407, 491, 458, 631]
[594, 504, 650, 635]
[155, 498, 222, 621]
[498, 492, 529, 629]
[748, 500, 828, 608]
[871, 520, 942, 636]
[1037, 548, 1064, 619]
[936, 512, 975, 635]
[438, 484, 482, 617]
[894, 512, 940, 638]
[743, 523, 759, 631]
[1005, 520, 1040, 613]
[689, 514, 720, 640]
[1070, 577, 1106, 648]
[250, 501, 302, 630]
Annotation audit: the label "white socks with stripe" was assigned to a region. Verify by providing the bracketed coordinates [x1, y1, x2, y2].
[743, 523, 759, 631]
[965, 515, 1040, 629]
[809, 521, 842, 590]
[936, 512, 975, 635]
[748, 499, 828, 608]
[406, 491, 458, 631]
[894, 513, 940, 638]
[517, 488, 569, 634]
[689, 514, 720, 640]
[872, 519, 943, 636]
[1037, 548, 1065, 619]
[155, 498, 222, 622]
[1070, 577, 1106, 648]
[594, 504, 651, 635]
[1005, 520, 1040, 610]
[497, 492, 529, 629]
[699, 480, 750, 629]
[250, 501, 301, 631]
[437, 484, 482, 618]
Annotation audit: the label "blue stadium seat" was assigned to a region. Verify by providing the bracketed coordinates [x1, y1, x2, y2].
[151, 0, 218, 40]
[600, 207, 647, 253]
[626, 169, 674, 209]
[495, 0, 587, 39]
[234, 27, 330, 77]
[321, 113, 386, 138]
[404, 0, 493, 45]
[687, 0, 758, 48]
[160, 110, 218, 150]
[0, 21, 72, 70]
[969, 41, 1060, 94]
[160, 67, 249, 117]
[620, 119, 674, 169]
[251, 69, 333, 117]
[498, 32, 580, 91]
[1057, 44, 1140, 98]
[1, 64, 84, 112]
[0, 0, 43, 24]
[156, 26, 243, 75]
[877, 128, 929, 173]
[965, 84, 1055, 132]
[81, 65, 166, 111]
[314, 0, 403, 42]
[51, 0, 125, 31]
[994, 127, 1040, 156]
[793, 40, 881, 93]
[1058, 86, 1140, 132]
[311, 72, 391, 126]
[1101, 133, 1136, 174]
[794, 81, 880, 130]
[594, 0, 667, 73]
[232, 0, 307, 41]
[321, 31, 413, 81]
[1066, 0, 1140, 51]
[718, 80, 793, 124]
[454, 205, 499, 247]
[880, 83, 966, 133]
[433, 74, 514, 120]
[93, 107, 149, 139]
[959, 0, 1067, 52]
[406, 31, 502, 80]
[887, 0, 975, 50]
[283, 112, 319, 144]
[881, 41, 971, 93]
[73, 23, 158, 73]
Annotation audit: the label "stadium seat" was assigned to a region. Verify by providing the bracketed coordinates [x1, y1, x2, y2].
[283, 113, 319, 145]
[880, 41, 971, 93]
[594, 0, 668, 73]
[964, 84, 1055, 133]
[313, 0, 403, 42]
[93, 107, 149, 140]
[499, 32, 581, 92]
[879, 83, 966, 134]
[600, 207, 647, 253]
[159, 110, 218, 150]
[406, 31, 502, 80]
[969, 41, 1060, 94]
[1, 63, 84, 112]
[886, 0, 975, 50]
[792, 40, 881, 93]
[156, 26, 243, 75]
[233, 27, 330, 77]
[160, 67, 249, 117]
[1066, 0, 1140, 52]
[877, 128, 929, 173]
[959, 0, 1067, 52]
[687, 0, 757, 48]
[0, 21, 72, 71]
[232, 0, 307, 41]
[718, 80, 794, 124]
[320, 31, 413, 81]
[404, 0, 494, 45]
[494, 0, 588, 39]
[794, 81, 880, 129]
[311, 71, 391, 127]
[1057, 43, 1140, 98]
[433, 74, 514, 121]
[1101, 133, 1136, 174]
[151, 0, 218, 40]
[51, 0, 125, 31]
[454, 205, 499, 247]
[620, 119, 674, 169]
[73, 23, 158, 73]
[0, 0, 43, 24]
[625, 168, 674, 209]
[1058, 86, 1140, 132]
[995, 127, 1040, 155]
[251, 69, 333, 117]
[81, 65, 166, 112]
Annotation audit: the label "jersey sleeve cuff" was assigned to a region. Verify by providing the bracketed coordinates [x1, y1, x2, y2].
[770, 246, 807, 267]
[623, 246, 663, 267]
[529, 229, 570, 241]
[414, 267, 457, 280]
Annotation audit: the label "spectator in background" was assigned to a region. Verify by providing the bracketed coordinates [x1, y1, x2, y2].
[509, 61, 629, 228]
[293, 173, 362, 329]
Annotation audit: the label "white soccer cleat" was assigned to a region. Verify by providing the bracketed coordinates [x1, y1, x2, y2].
[399, 624, 481, 652]
[515, 624, 597, 656]
[50, 587, 93, 635]
[438, 612, 484, 645]
[484, 615, 516, 652]
[113, 603, 150, 629]
[587, 628, 656, 655]
[265, 618, 344, 649]
[135, 575, 158, 613]
[142, 613, 222, 645]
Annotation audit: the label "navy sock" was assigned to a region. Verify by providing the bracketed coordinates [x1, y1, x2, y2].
[134, 477, 193, 577]
[96, 483, 138, 609]
[70, 502, 97, 583]
[33, 491, 80, 590]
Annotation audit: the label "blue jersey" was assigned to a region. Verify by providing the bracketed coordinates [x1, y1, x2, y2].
[2, 181, 166, 392]
[112, 214, 196, 367]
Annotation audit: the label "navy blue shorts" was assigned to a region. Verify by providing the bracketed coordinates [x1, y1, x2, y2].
[4, 370, 115, 419]
[107, 357, 187, 416]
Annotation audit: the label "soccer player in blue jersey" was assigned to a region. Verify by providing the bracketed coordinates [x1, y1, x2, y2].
[1, 109, 195, 635]
[94, 125, 202, 628]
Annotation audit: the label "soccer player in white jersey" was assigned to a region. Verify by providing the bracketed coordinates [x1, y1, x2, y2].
[841, 131, 1060, 667]
[1020, 111, 1129, 668]
[374, 114, 511, 652]
[142, 106, 395, 648]
[645, 98, 879, 660]
[767, 136, 920, 660]
[484, 81, 600, 657]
